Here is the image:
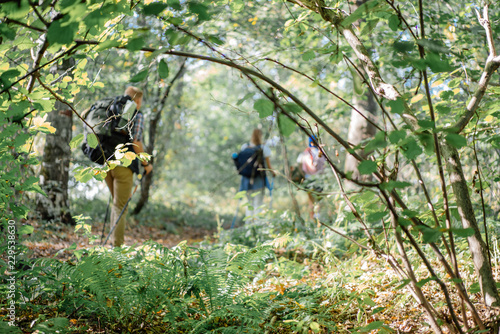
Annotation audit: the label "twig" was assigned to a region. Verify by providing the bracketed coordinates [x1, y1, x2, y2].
[36, 77, 111, 169]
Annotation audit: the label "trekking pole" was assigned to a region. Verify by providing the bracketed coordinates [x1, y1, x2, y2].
[100, 194, 112, 244]
[102, 172, 145, 247]
[269, 177, 275, 211]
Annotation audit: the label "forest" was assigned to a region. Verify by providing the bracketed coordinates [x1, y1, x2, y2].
[1, 0, 500, 333]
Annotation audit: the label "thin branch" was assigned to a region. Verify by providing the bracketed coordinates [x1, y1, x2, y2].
[1, 43, 80, 95]
[36, 77, 111, 169]
[4, 18, 47, 33]
[454, 4, 500, 132]
[27, 38, 49, 93]
[265, 57, 384, 132]
[29, 1, 50, 27]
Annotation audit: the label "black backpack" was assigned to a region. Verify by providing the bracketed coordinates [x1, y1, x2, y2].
[81, 95, 137, 165]
[233, 145, 266, 178]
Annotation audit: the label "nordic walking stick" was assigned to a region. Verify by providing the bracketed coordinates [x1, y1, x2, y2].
[102, 172, 145, 246]
[269, 177, 275, 211]
[100, 195, 112, 244]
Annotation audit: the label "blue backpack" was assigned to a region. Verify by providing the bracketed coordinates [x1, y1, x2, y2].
[233, 145, 266, 178]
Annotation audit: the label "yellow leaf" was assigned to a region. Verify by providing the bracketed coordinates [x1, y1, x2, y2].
[410, 94, 424, 104]
[32, 115, 48, 127]
[484, 115, 494, 123]
[124, 151, 136, 160]
[431, 80, 443, 88]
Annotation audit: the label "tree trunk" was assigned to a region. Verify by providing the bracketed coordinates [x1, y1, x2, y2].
[36, 59, 75, 224]
[441, 142, 499, 307]
[133, 61, 186, 215]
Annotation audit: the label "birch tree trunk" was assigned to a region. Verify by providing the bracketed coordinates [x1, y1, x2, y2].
[36, 59, 74, 223]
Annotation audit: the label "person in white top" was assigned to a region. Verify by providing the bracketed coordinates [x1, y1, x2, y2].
[296, 136, 326, 219]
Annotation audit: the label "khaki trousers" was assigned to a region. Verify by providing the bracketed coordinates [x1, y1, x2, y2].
[105, 166, 133, 247]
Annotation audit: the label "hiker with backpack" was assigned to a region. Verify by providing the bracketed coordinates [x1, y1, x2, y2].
[234, 128, 275, 221]
[82, 86, 152, 247]
[296, 136, 326, 220]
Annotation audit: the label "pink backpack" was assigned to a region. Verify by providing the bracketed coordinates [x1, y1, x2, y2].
[301, 147, 326, 176]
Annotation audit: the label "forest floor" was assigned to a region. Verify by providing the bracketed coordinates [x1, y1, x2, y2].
[23, 219, 215, 259]
[13, 219, 500, 333]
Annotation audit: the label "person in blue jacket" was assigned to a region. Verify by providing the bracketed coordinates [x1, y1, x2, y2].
[239, 129, 275, 221]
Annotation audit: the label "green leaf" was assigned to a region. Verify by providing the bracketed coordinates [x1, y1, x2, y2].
[357, 160, 377, 175]
[357, 321, 384, 332]
[69, 134, 84, 149]
[237, 93, 254, 106]
[367, 211, 387, 222]
[420, 226, 442, 244]
[362, 297, 377, 307]
[282, 103, 302, 114]
[329, 51, 343, 64]
[371, 306, 385, 315]
[380, 181, 411, 191]
[387, 98, 405, 114]
[142, 3, 168, 15]
[418, 119, 435, 130]
[47, 20, 78, 45]
[10, 204, 28, 218]
[469, 282, 480, 294]
[126, 37, 145, 52]
[417, 39, 451, 54]
[388, 130, 406, 144]
[416, 276, 436, 288]
[158, 59, 169, 79]
[18, 224, 34, 235]
[130, 69, 149, 82]
[388, 15, 400, 31]
[400, 138, 423, 160]
[451, 227, 475, 238]
[426, 52, 455, 72]
[278, 114, 296, 137]
[75, 168, 94, 183]
[167, 0, 181, 10]
[0, 320, 22, 333]
[0, 23, 16, 40]
[341, 0, 385, 28]
[97, 39, 121, 51]
[188, 2, 210, 22]
[365, 131, 388, 151]
[254, 99, 274, 118]
[87, 133, 99, 149]
[445, 133, 467, 149]
[402, 209, 418, 218]
[440, 90, 454, 100]
[34, 318, 69, 333]
[398, 218, 411, 227]
[302, 50, 315, 61]
[208, 36, 224, 45]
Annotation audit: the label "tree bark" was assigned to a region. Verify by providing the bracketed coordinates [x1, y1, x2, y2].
[132, 60, 186, 215]
[36, 59, 75, 223]
[441, 142, 499, 307]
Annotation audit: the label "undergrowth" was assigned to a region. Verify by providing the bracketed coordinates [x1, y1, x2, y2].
[0, 232, 394, 334]
[1, 207, 491, 333]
